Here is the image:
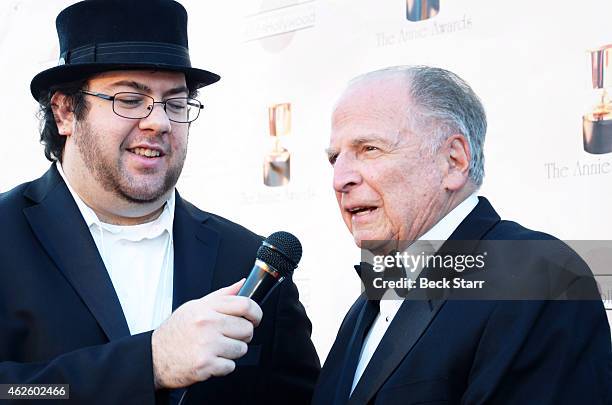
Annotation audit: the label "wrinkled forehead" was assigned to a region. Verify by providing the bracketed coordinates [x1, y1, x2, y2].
[333, 74, 411, 121]
[330, 74, 413, 143]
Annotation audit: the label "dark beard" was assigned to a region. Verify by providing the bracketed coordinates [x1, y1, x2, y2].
[74, 121, 186, 204]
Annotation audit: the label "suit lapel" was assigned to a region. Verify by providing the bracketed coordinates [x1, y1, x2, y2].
[313, 293, 368, 405]
[22, 166, 130, 341]
[348, 299, 445, 404]
[446, 197, 500, 242]
[171, 194, 218, 309]
[348, 197, 502, 403]
[333, 298, 379, 404]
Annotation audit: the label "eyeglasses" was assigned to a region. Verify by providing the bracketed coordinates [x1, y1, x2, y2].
[80, 90, 203, 123]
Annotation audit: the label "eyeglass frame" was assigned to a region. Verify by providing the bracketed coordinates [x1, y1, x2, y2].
[79, 90, 204, 123]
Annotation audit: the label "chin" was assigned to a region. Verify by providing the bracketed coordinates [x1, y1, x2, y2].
[357, 237, 400, 255]
[353, 236, 364, 248]
[352, 233, 379, 249]
[118, 185, 170, 204]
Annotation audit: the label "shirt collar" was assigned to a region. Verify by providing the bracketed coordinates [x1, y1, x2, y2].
[418, 194, 479, 243]
[56, 162, 175, 239]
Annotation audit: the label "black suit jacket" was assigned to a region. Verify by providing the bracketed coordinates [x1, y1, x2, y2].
[313, 197, 611, 405]
[0, 165, 320, 404]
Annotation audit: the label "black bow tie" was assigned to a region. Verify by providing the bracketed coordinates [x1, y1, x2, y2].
[355, 257, 410, 300]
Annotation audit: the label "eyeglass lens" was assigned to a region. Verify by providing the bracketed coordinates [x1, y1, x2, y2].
[112, 92, 201, 123]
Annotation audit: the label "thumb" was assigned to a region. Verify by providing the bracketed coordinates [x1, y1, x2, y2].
[207, 278, 246, 298]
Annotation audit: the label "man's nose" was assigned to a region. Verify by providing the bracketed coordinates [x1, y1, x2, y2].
[139, 102, 172, 134]
[333, 153, 362, 193]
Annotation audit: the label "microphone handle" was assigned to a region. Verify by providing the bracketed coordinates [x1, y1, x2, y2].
[237, 259, 285, 304]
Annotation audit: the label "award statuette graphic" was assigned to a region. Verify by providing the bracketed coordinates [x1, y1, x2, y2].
[264, 103, 291, 186]
[406, 0, 439, 22]
[583, 44, 612, 154]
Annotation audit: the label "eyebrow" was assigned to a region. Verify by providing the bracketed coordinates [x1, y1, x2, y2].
[109, 80, 189, 97]
[325, 133, 398, 159]
[324, 147, 338, 162]
[351, 135, 395, 148]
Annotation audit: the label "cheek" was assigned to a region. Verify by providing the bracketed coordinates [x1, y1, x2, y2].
[366, 169, 405, 205]
[370, 171, 415, 226]
[90, 121, 131, 150]
[380, 197, 405, 228]
[171, 130, 189, 151]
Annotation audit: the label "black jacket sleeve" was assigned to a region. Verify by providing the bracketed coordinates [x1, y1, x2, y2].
[463, 300, 611, 404]
[0, 332, 161, 404]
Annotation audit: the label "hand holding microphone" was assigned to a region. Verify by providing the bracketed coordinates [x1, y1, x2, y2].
[151, 232, 302, 390]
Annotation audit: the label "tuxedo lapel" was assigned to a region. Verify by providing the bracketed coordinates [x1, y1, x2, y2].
[171, 194, 218, 309]
[333, 298, 380, 404]
[312, 293, 368, 405]
[22, 166, 130, 341]
[348, 299, 445, 404]
[447, 196, 500, 241]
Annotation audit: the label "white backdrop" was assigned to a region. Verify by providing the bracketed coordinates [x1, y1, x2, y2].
[1, 0, 611, 361]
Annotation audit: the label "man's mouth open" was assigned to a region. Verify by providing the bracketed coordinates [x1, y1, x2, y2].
[127, 147, 163, 158]
[347, 206, 378, 217]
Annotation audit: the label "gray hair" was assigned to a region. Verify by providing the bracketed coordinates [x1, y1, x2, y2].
[349, 65, 487, 186]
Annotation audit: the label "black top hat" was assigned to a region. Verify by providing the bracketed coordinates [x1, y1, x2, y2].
[30, 0, 220, 101]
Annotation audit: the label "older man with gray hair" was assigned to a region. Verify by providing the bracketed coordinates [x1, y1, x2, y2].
[313, 66, 611, 404]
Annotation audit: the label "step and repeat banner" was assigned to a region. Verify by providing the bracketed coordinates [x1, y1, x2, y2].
[1, 0, 611, 359]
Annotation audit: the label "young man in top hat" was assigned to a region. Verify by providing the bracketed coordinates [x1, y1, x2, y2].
[0, 0, 320, 404]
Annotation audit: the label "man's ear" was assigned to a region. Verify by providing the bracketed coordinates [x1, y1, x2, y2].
[50, 92, 76, 137]
[442, 134, 471, 191]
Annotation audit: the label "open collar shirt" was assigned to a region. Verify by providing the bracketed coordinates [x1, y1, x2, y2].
[56, 162, 174, 335]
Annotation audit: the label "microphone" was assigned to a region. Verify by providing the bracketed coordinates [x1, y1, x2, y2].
[238, 231, 302, 304]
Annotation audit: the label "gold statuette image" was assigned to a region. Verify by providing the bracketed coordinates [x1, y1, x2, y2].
[264, 103, 291, 186]
[583, 44, 612, 154]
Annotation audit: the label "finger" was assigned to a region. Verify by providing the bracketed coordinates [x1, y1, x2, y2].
[204, 279, 246, 299]
[212, 296, 263, 326]
[208, 358, 236, 378]
[219, 316, 254, 342]
[216, 336, 249, 360]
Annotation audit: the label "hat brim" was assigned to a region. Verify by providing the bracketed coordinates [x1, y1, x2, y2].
[30, 63, 220, 101]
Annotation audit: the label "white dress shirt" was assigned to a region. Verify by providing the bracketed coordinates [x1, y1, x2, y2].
[351, 194, 479, 393]
[57, 163, 175, 335]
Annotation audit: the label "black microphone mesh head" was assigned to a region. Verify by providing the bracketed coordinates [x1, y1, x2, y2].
[266, 231, 302, 264]
[256, 231, 302, 276]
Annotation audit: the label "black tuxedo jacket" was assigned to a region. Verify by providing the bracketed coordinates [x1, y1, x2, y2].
[0, 165, 320, 404]
[313, 197, 611, 405]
